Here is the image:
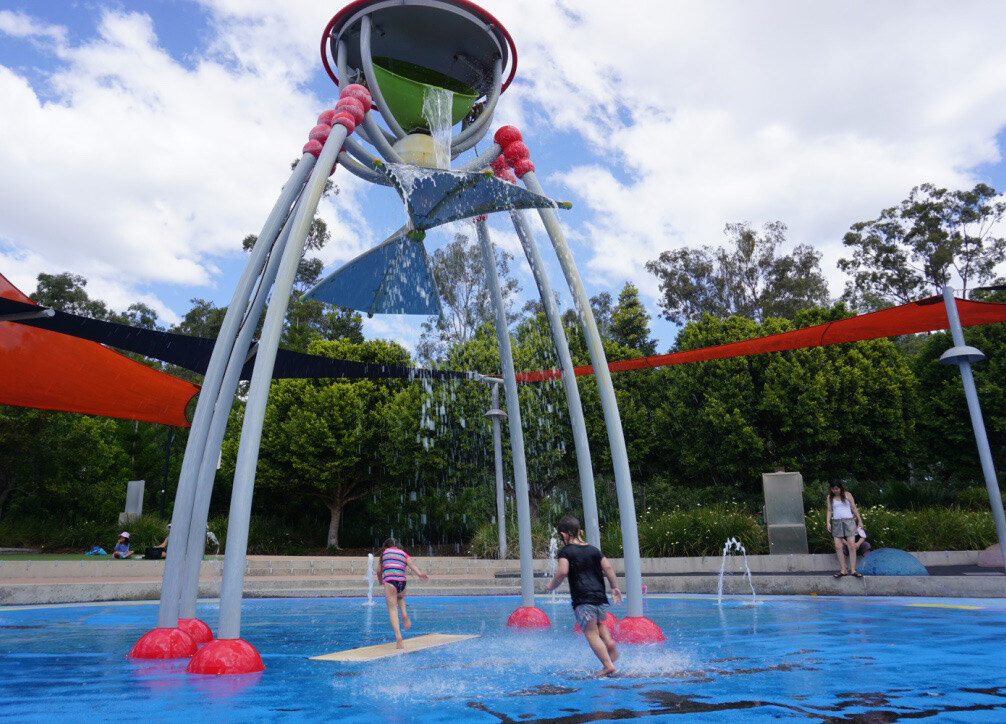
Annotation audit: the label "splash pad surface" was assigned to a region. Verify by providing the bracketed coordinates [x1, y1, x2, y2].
[2, 595, 1005, 721]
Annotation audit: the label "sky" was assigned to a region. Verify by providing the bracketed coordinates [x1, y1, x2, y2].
[3, 1, 1006, 355]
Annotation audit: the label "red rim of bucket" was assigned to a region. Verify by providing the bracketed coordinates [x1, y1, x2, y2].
[319, 0, 518, 101]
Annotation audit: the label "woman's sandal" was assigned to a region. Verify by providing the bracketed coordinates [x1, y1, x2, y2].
[851, 572, 863, 578]
[833, 572, 847, 579]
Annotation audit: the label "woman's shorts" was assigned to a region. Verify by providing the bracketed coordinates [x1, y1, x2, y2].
[573, 603, 608, 630]
[384, 579, 406, 594]
[831, 518, 857, 538]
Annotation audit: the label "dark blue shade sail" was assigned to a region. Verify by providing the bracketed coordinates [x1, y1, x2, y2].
[304, 232, 444, 316]
[380, 163, 566, 231]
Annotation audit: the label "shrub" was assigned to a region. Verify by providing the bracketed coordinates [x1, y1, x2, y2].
[805, 506, 996, 553]
[636, 504, 767, 558]
[469, 515, 558, 559]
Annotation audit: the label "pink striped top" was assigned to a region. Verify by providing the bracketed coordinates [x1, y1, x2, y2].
[380, 547, 409, 583]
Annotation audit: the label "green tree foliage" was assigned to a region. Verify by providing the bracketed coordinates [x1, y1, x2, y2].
[610, 282, 656, 354]
[30, 272, 111, 319]
[649, 306, 917, 497]
[911, 318, 1006, 483]
[417, 232, 520, 362]
[232, 338, 411, 548]
[646, 221, 829, 325]
[839, 183, 1006, 309]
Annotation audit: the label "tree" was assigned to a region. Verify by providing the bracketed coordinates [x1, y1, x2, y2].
[610, 282, 656, 354]
[243, 338, 412, 548]
[417, 232, 520, 362]
[645, 222, 829, 324]
[30, 272, 111, 319]
[839, 183, 1006, 310]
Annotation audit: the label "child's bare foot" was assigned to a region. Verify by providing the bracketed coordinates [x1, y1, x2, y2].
[402, 616, 412, 631]
[597, 665, 616, 677]
[396, 639, 405, 649]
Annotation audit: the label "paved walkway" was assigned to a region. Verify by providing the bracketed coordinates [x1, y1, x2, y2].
[1, 552, 1003, 606]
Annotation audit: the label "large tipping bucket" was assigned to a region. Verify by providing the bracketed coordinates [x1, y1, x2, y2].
[370, 57, 478, 131]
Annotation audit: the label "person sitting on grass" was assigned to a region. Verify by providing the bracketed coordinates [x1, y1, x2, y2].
[144, 525, 169, 559]
[112, 532, 133, 559]
[544, 515, 623, 677]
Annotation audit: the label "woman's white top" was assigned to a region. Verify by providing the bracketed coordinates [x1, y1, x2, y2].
[831, 496, 853, 519]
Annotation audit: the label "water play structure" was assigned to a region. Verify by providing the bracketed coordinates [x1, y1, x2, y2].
[128, 0, 660, 673]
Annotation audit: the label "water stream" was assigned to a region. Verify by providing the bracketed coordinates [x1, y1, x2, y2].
[716, 537, 757, 605]
[365, 552, 376, 606]
[421, 86, 454, 169]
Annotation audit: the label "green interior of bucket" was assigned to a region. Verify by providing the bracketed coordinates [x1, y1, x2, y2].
[371, 57, 478, 132]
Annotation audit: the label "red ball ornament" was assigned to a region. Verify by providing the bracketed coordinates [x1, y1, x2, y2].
[331, 112, 356, 133]
[335, 96, 366, 124]
[317, 109, 335, 126]
[302, 140, 323, 157]
[503, 141, 530, 164]
[129, 627, 197, 659]
[177, 618, 213, 644]
[498, 168, 518, 184]
[612, 616, 665, 644]
[506, 606, 551, 629]
[512, 158, 536, 177]
[490, 155, 510, 176]
[494, 125, 523, 148]
[186, 638, 264, 675]
[308, 124, 331, 142]
[340, 83, 372, 106]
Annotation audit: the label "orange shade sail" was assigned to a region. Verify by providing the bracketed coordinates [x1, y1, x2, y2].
[516, 296, 1006, 383]
[0, 273, 197, 427]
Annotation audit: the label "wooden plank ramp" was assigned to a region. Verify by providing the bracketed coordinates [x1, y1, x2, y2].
[310, 633, 478, 662]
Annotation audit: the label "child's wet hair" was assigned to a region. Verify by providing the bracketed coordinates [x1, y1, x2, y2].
[556, 515, 580, 536]
[382, 537, 398, 550]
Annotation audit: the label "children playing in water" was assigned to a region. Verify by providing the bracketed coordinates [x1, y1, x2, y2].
[544, 515, 623, 676]
[377, 538, 428, 648]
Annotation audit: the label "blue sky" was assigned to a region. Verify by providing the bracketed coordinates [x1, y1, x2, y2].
[3, 1, 1006, 356]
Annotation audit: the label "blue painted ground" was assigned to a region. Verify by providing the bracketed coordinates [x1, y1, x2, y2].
[1, 594, 1005, 722]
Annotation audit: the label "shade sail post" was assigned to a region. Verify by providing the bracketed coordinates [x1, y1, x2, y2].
[940, 286, 1006, 572]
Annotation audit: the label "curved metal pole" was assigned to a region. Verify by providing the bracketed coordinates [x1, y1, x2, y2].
[177, 200, 301, 619]
[455, 144, 501, 173]
[509, 208, 600, 548]
[153, 155, 313, 630]
[360, 16, 407, 140]
[216, 128, 348, 640]
[476, 218, 534, 607]
[522, 170, 644, 618]
[336, 39, 396, 150]
[338, 148, 393, 185]
[941, 286, 1006, 570]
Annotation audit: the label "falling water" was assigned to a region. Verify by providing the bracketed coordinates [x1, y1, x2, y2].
[422, 86, 454, 170]
[545, 534, 560, 605]
[716, 537, 757, 605]
[365, 552, 376, 606]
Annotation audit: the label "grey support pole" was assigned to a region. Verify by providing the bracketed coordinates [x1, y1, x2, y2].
[509, 208, 600, 548]
[940, 286, 1006, 571]
[216, 127, 349, 640]
[485, 380, 508, 560]
[476, 218, 535, 607]
[154, 156, 314, 630]
[177, 201, 302, 620]
[522, 170, 645, 618]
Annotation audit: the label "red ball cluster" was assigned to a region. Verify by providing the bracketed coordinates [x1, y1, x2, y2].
[302, 84, 373, 158]
[493, 126, 535, 177]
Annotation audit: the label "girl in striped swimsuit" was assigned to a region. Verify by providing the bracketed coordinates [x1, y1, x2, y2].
[378, 538, 429, 648]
